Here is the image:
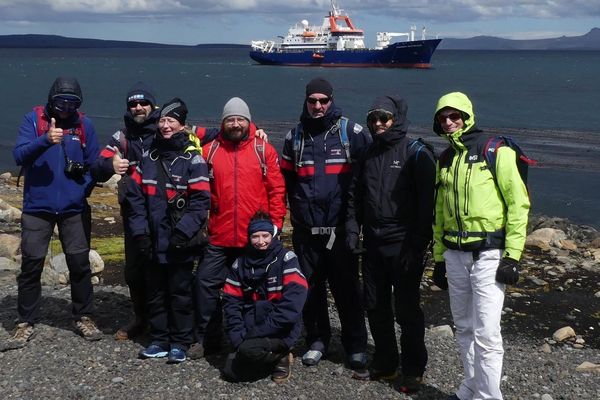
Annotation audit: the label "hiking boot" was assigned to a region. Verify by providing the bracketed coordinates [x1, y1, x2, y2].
[75, 317, 102, 341]
[347, 352, 367, 370]
[187, 342, 205, 360]
[398, 375, 424, 394]
[271, 353, 293, 383]
[167, 348, 187, 364]
[114, 318, 146, 341]
[3, 323, 36, 350]
[370, 368, 399, 381]
[139, 344, 169, 359]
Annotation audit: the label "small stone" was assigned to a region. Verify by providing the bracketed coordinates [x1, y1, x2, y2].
[541, 394, 553, 400]
[430, 325, 454, 338]
[111, 377, 124, 384]
[575, 361, 600, 373]
[572, 343, 584, 349]
[541, 343, 552, 353]
[527, 276, 548, 286]
[510, 292, 523, 298]
[594, 291, 600, 298]
[552, 326, 576, 342]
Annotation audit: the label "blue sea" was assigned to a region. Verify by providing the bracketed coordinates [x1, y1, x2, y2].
[1, 48, 599, 227]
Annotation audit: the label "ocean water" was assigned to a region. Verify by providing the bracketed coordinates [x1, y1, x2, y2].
[1, 48, 599, 227]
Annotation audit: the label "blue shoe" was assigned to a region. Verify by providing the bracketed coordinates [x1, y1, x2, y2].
[139, 344, 168, 359]
[167, 348, 186, 364]
[301, 349, 323, 366]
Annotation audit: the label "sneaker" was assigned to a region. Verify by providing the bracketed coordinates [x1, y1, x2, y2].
[271, 353, 293, 383]
[398, 375, 424, 394]
[3, 322, 35, 350]
[370, 368, 399, 381]
[114, 318, 146, 341]
[301, 349, 323, 366]
[167, 348, 187, 364]
[187, 342, 205, 360]
[139, 344, 169, 359]
[75, 317, 102, 341]
[348, 352, 367, 370]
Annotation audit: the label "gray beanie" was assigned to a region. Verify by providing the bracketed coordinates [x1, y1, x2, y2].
[221, 97, 251, 121]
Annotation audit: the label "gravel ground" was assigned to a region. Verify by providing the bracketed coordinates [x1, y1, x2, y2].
[0, 281, 598, 400]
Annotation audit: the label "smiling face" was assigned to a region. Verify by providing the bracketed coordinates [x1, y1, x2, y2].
[250, 231, 273, 250]
[306, 93, 331, 118]
[436, 108, 464, 134]
[128, 100, 153, 123]
[158, 116, 184, 138]
[222, 115, 250, 142]
[367, 110, 394, 135]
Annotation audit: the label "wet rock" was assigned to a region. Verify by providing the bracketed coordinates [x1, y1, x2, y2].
[552, 326, 576, 342]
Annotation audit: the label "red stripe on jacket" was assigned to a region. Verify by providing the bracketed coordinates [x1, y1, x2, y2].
[283, 272, 308, 288]
[223, 282, 243, 297]
[325, 164, 351, 174]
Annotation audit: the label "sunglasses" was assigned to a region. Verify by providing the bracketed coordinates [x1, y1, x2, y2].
[437, 112, 462, 123]
[367, 111, 393, 125]
[306, 97, 331, 105]
[128, 100, 151, 108]
[52, 95, 81, 113]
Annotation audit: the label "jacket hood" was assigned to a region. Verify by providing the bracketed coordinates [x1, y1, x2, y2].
[432, 92, 476, 139]
[367, 95, 409, 138]
[47, 77, 82, 104]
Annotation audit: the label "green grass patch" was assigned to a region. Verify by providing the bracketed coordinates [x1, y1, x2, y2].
[49, 236, 125, 265]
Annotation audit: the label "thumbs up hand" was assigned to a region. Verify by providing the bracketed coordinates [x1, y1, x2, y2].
[112, 153, 130, 175]
[47, 118, 64, 144]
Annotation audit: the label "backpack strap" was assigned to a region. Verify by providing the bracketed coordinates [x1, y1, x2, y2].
[293, 117, 351, 171]
[117, 129, 129, 158]
[253, 137, 267, 178]
[338, 117, 351, 164]
[205, 141, 220, 181]
[33, 106, 86, 147]
[292, 123, 304, 171]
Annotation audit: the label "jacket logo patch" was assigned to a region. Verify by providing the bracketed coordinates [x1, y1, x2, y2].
[331, 149, 342, 156]
[390, 160, 402, 169]
[267, 277, 277, 284]
[469, 155, 479, 161]
[171, 175, 182, 182]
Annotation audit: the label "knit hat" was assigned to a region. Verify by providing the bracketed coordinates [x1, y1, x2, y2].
[126, 81, 156, 108]
[221, 97, 251, 121]
[306, 77, 333, 98]
[160, 97, 187, 124]
[248, 218, 275, 236]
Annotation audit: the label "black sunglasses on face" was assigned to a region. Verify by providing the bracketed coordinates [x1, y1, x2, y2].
[306, 97, 331, 105]
[367, 111, 393, 125]
[128, 100, 151, 108]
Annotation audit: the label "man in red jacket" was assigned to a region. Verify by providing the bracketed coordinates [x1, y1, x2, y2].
[189, 97, 286, 359]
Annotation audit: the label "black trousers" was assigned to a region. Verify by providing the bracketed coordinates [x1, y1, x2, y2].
[363, 244, 428, 377]
[146, 261, 194, 350]
[292, 229, 367, 355]
[193, 245, 244, 343]
[222, 337, 289, 382]
[122, 215, 147, 322]
[18, 212, 93, 324]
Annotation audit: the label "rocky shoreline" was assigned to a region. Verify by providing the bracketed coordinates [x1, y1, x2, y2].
[0, 173, 599, 399]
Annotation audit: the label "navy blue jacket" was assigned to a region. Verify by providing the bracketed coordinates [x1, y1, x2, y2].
[13, 106, 99, 214]
[280, 102, 372, 230]
[223, 240, 308, 349]
[126, 131, 210, 264]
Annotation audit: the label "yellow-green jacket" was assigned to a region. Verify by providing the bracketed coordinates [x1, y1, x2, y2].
[432, 92, 530, 262]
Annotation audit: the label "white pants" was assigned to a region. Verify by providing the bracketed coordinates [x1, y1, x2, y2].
[445, 249, 505, 400]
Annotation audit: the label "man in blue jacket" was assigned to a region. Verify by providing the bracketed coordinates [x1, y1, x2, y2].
[6, 77, 101, 350]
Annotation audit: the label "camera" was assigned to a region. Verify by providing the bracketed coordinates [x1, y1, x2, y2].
[168, 192, 187, 210]
[64, 159, 85, 178]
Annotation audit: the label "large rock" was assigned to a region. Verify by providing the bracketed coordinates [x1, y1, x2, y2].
[102, 174, 122, 190]
[552, 326, 576, 342]
[526, 228, 567, 250]
[0, 233, 20, 260]
[429, 325, 454, 338]
[0, 199, 22, 223]
[575, 362, 600, 374]
[41, 250, 105, 286]
[0, 256, 20, 271]
[0, 172, 12, 181]
[89, 250, 105, 274]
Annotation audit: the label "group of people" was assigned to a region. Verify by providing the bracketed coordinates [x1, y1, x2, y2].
[5, 75, 529, 399]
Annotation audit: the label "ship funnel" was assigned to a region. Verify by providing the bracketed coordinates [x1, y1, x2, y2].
[301, 19, 309, 27]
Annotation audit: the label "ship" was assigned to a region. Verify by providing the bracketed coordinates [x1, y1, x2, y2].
[249, 0, 442, 68]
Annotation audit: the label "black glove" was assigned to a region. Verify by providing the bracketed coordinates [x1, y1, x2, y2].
[496, 257, 519, 285]
[135, 235, 152, 258]
[169, 230, 189, 251]
[433, 262, 448, 290]
[345, 232, 359, 253]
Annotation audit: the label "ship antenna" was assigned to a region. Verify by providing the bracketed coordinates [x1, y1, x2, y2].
[331, 0, 340, 17]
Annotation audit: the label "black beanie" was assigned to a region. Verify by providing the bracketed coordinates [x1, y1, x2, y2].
[306, 77, 333, 98]
[160, 97, 188, 124]
[126, 81, 156, 108]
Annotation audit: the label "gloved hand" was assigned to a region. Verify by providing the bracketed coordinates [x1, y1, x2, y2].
[345, 232, 359, 254]
[496, 257, 519, 285]
[433, 262, 448, 290]
[169, 230, 189, 251]
[135, 235, 152, 258]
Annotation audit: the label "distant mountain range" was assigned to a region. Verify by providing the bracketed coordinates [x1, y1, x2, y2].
[0, 30, 599, 50]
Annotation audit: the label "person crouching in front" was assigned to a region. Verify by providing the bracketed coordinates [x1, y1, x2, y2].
[125, 98, 210, 363]
[222, 211, 308, 383]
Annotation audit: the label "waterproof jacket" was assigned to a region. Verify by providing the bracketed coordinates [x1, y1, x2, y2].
[203, 123, 286, 248]
[13, 105, 99, 214]
[432, 92, 530, 262]
[280, 101, 372, 231]
[126, 131, 210, 264]
[346, 95, 436, 250]
[223, 240, 308, 349]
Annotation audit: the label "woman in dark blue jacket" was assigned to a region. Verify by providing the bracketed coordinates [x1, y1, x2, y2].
[222, 212, 308, 383]
[126, 98, 210, 363]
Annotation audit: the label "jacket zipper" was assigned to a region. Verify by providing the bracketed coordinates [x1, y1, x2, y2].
[452, 150, 465, 249]
[233, 144, 238, 244]
[464, 162, 473, 215]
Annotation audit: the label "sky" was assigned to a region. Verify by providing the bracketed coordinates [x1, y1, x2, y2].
[0, 0, 598, 47]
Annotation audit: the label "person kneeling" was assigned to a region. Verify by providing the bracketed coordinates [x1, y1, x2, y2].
[222, 212, 307, 383]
